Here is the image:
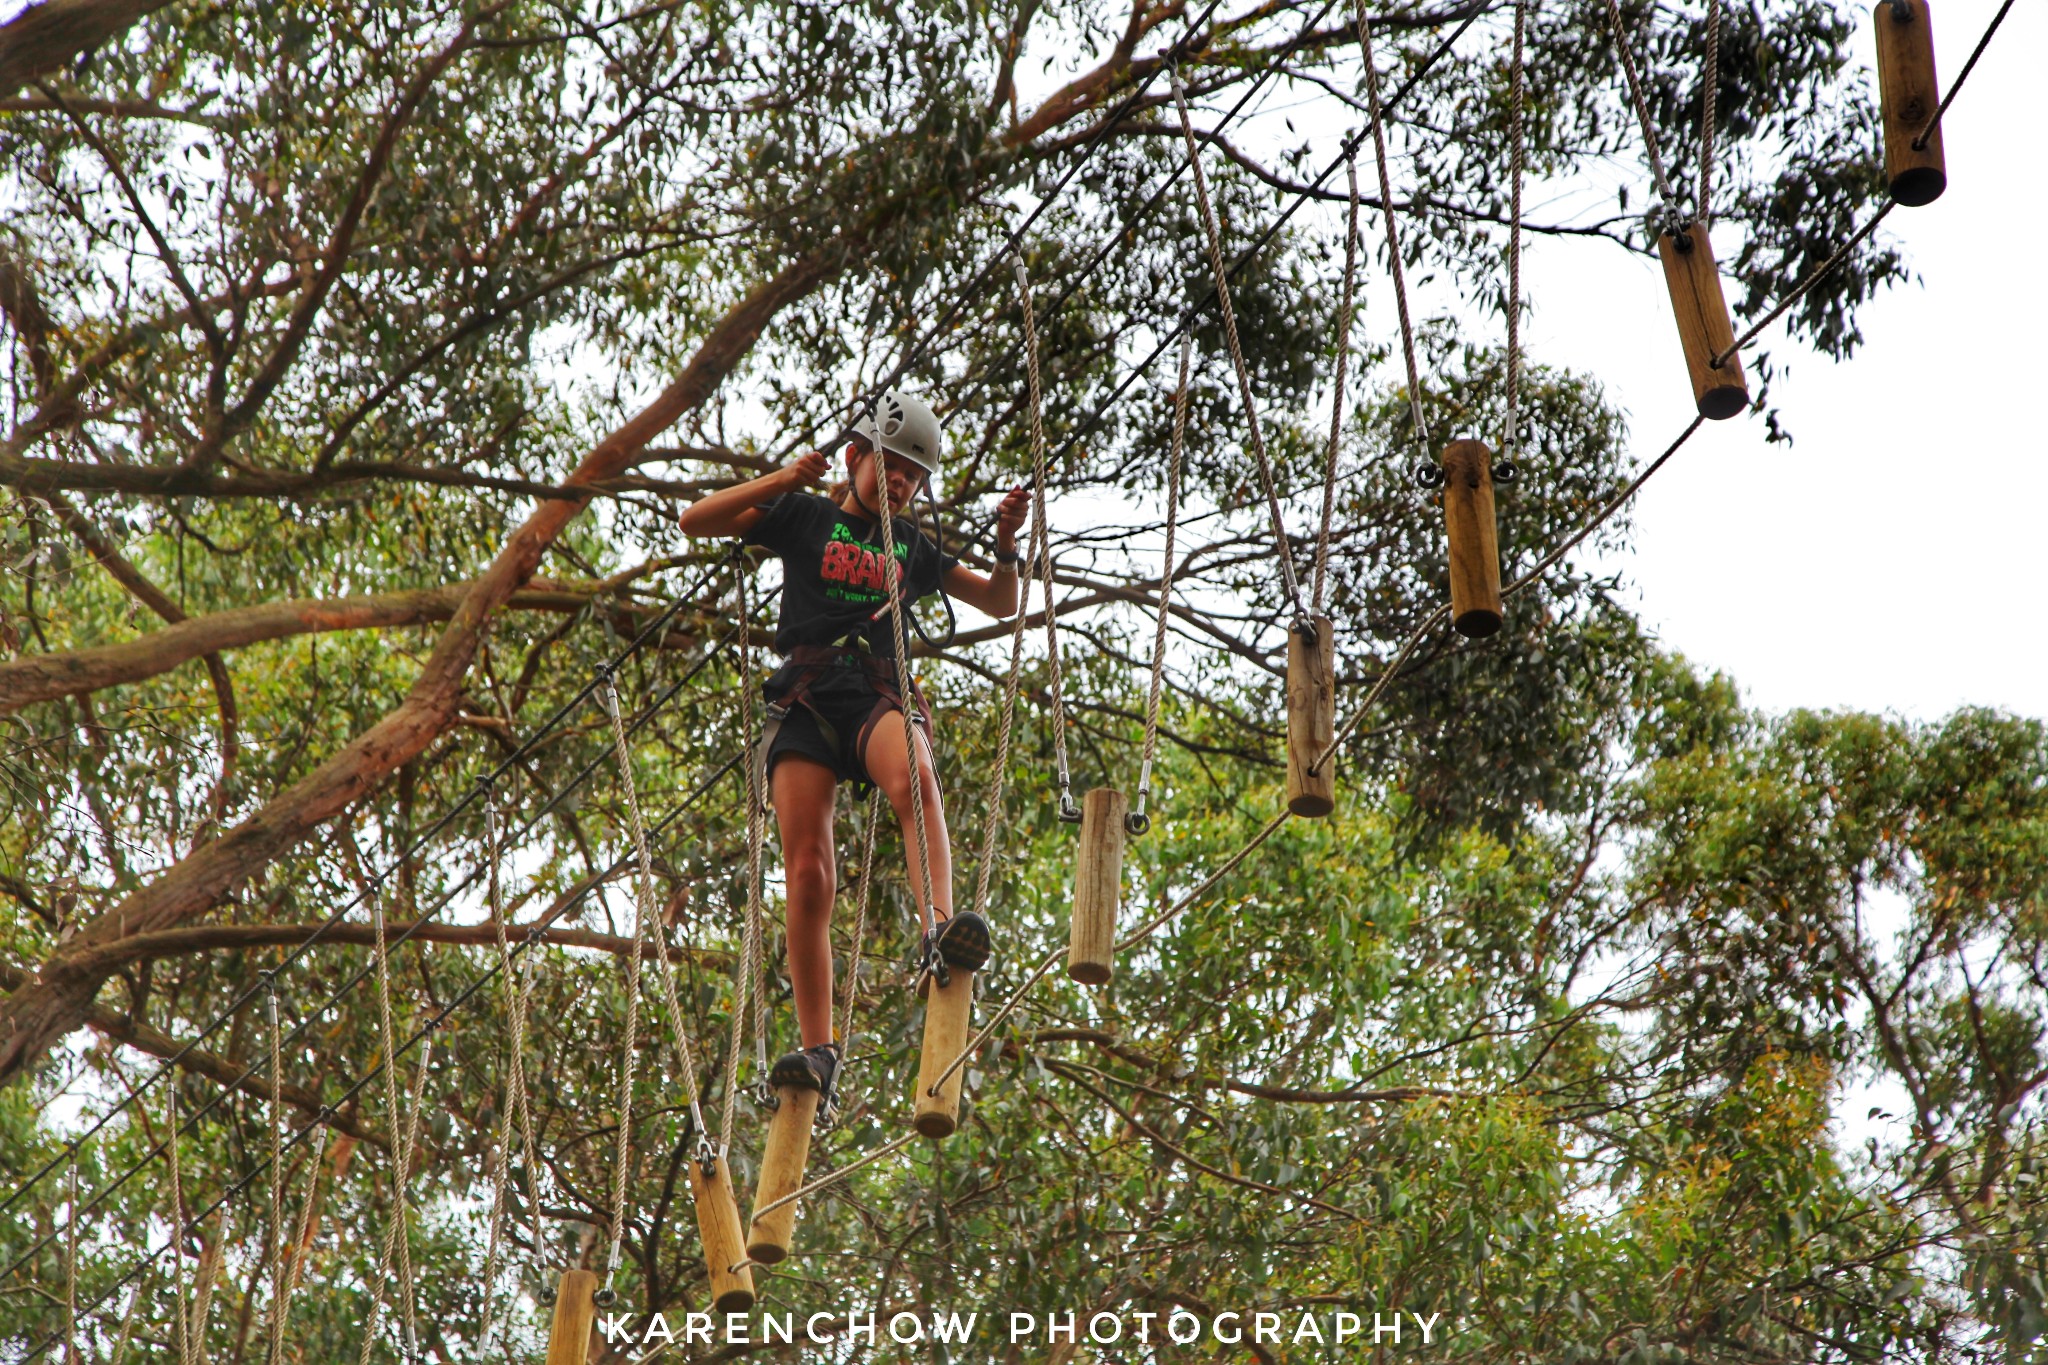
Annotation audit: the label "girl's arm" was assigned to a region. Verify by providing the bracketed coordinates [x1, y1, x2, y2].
[940, 486, 1030, 619]
[675, 450, 829, 538]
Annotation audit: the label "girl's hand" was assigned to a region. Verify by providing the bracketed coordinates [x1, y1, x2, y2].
[993, 485, 1030, 542]
[783, 449, 831, 489]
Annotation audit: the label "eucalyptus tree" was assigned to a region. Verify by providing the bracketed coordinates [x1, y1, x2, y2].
[0, 0, 2007, 1360]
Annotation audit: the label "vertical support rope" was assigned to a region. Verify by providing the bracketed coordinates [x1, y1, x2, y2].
[1356, 10, 1433, 456]
[479, 792, 544, 1354]
[1507, 0, 1527, 464]
[110, 1275, 145, 1365]
[354, 1040, 433, 1365]
[869, 465, 944, 922]
[1135, 334, 1193, 828]
[1697, 0, 1720, 223]
[1313, 156, 1362, 615]
[64, 1161, 77, 1365]
[263, 980, 288, 1365]
[967, 351, 1052, 910]
[1011, 255, 1078, 822]
[1171, 77, 1307, 621]
[365, 887, 422, 1363]
[1600, 0, 1682, 223]
[166, 1081, 191, 1365]
[725, 563, 766, 1146]
[597, 679, 655, 1294]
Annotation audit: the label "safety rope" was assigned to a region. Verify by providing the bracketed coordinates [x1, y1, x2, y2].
[166, 1081, 191, 1365]
[1313, 159, 1361, 616]
[1697, 0, 1721, 223]
[1134, 335, 1193, 833]
[263, 977, 289, 1365]
[1011, 255, 1080, 823]
[868, 490, 944, 928]
[728, 560, 770, 1130]
[478, 790, 544, 1356]
[599, 671, 705, 1296]
[354, 1038, 434, 1365]
[1172, 76, 1308, 623]
[1506, 0, 1527, 469]
[364, 883, 423, 1363]
[1355, 9, 1434, 464]
[1600, 0, 1682, 231]
[839, 789, 884, 1057]
[64, 1161, 77, 1364]
[966, 457, 1047, 916]
[109, 1276, 144, 1365]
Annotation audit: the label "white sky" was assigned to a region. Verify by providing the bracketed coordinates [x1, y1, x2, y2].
[1528, 0, 2045, 724]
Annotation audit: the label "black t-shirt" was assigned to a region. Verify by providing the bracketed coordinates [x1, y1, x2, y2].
[744, 491, 958, 657]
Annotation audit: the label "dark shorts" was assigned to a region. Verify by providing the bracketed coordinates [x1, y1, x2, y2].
[764, 661, 928, 789]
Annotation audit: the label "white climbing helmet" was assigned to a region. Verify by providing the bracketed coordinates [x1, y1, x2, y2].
[851, 388, 942, 480]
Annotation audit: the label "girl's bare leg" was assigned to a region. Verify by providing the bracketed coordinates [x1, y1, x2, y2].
[770, 754, 839, 1048]
[861, 711, 954, 922]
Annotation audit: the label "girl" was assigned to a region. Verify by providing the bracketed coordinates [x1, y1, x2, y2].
[675, 389, 1029, 1111]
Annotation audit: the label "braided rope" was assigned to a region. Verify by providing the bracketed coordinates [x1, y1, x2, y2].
[365, 887, 422, 1363]
[1135, 335, 1193, 827]
[1601, 0, 1682, 223]
[727, 562, 768, 1142]
[166, 1081, 191, 1365]
[1171, 78, 1307, 621]
[479, 793, 544, 1354]
[64, 1161, 76, 1364]
[354, 1039, 433, 1365]
[263, 981, 288, 1365]
[1011, 256, 1078, 819]
[967, 465, 1046, 915]
[869, 459, 943, 924]
[597, 681, 655, 1290]
[1355, 10, 1432, 455]
[1313, 158, 1362, 615]
[1698, 0, 1720, 222]
[1507, 0, 1527, 464]
[109, 1276, 145, 1365]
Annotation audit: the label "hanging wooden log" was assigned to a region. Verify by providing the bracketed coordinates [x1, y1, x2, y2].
[544, 1269, 598, 1365]
[1442, 440, 1503, 639]
[1874, 0, 1946, 205]
[745, 1085, 821, 1265]
[1067, 787, 1128, 984]
[1285, 616, 1336, 818]
[1657, 227, 1749, 421]
[912, 968, 974, 1137]
[688, 1152, 755, 1313]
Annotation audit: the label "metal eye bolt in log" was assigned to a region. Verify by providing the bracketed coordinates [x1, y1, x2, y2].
[1874, 0, 1946, 205]
[689, 1152, 756, 1313]
[1657, 227, 1749, 420]
[913, 970, 974, 1137]
[1068, 787, 1128, 984]
[1285, 617, 1336, 817]
[545, 1269, 598, 1365]
[1442, 441, 1504, 639]
[746, 1086, 821, 1265]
